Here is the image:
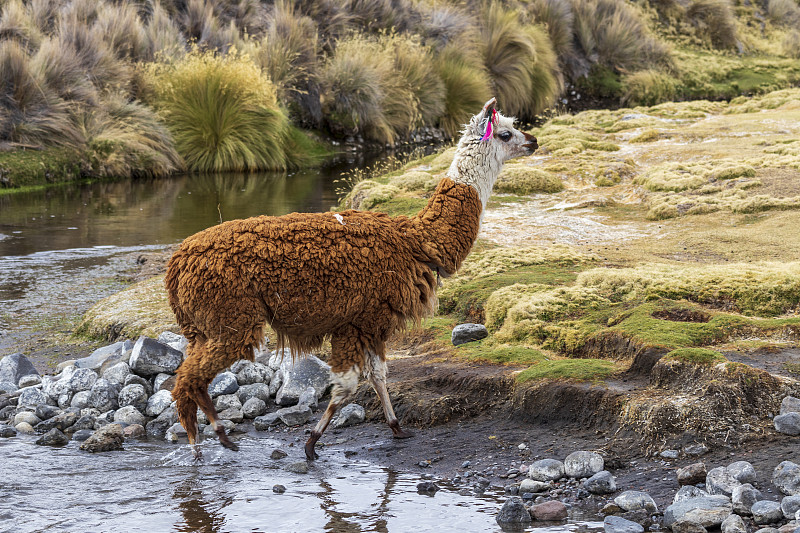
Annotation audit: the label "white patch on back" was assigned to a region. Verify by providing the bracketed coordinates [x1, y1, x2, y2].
[334, 213, 345, 225]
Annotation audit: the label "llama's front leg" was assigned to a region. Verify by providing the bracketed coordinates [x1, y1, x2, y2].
[196, 388, 239, 452]
[305, 366, 360, 461]
[367, 353, 413, 439]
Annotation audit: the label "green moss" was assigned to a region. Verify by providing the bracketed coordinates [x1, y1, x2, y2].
[663, 347, 727, 365]
[372, 196, 428, 217]
[517, 358, 617, 382]
[630, 129, 661, 143]
[495, 166, 563, 194]
[0, 148, 85, 189]
[457, 342, 547, 365]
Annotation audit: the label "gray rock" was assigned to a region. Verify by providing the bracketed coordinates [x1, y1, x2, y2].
[69, 415, 96, 432]
[209, 372, 239, 398]
[528, 458, 565, 481]
[781, 396, 800, 416]
[519, 479, 550, 494]
[678, 463, 708, 486]
[146, 390, 173, 417]
[707, 466, 742, 497]
[615, 491, 658, 513]
[153, 373, 172, 391]
[0, 424, 17, 437]
[75, 341, 131, 372]
[565, 451, 604, 479]
[35, 428, 68, 446]
[332, 403, 365, 429]
[775, 461, 800, 496]
[81, 423, 124, 452]
[57, 391, 73, 409]
[71, 429, 94, 441]
[298, 386, 318, 410]
[721, 513, 747, 533]
[604, 515, 644, 533]
[0, 381, 17, 395]
[166, 423, 188, 443]
[157, 331, 187, 355]
[202, 419, 235, 438]
[417, 481, 440, 493]
[452, 323, 489, 346]
[128, 337, 182, 376]
[35, 404, 60, 420]
[18, 374, 41, 388]
[254, 346, 272, 366]
[253, 412, 281, 430]
[123, 424, 145, 438]
[672, 519, 708, 533]
[0, 353, 38, 386]
[663, 496, 733, 529]
[70, 390, 91, 409]
[496, 496, 532, 527]
[88, 379, 120, 412]
[275, 356, 331, 406]
[733, 483, 763, 515]
[214, 394, 242, 412]
[753, 528, 780, 533]
[18, 387, 50, 409]
[218, 407, 244, 423]
[752, 501, 783, 525]
[14, 411, 40, 426]
[727, 462, 757, 484]
[117, 384, 148, 412]
[236, 362, 272, 386]
[114, 406, 146, 427]
[15, 422, 34, 434]
[268, 368, 283, 397]
[238, 383, 270, 404]
[782, 495, 800, 520]
[146, 406, 177, 438]
[286, 462, 309, 474]
[35, 411, 77, 433]
[271, 449, 288, 460]
[123, 374, 153, 397]
[0, 405, 13, 422]
[94, 409, 116, 428]
[585, 471, 617, 495]
[268, 348, 289, 371]
[685, 444, 709, 456]
[242, 397, 267, 419]
[102, 362, 131, 385]
[661, 450, 680, 459]
[775, 413, 800, 436]
[273, 484, 286, 494]
[278, 404, 312, 426]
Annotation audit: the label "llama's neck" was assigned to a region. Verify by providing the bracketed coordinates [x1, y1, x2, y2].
[406, 177, 482, 277]
[445, 140, 503, 215]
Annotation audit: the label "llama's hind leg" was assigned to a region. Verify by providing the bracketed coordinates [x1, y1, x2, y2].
[195, 387, 239, 452]
[305, 365, 360, 460]
[174, 340, 204, 458]
[366, 351, 413, 439]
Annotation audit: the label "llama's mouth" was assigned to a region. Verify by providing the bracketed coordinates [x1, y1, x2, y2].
[523, 132, 538, 153]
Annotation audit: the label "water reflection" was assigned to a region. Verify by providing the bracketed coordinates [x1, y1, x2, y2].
[173, 475, 232, 533]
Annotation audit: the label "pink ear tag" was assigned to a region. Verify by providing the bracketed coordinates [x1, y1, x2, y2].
[481, 109, 497, 141]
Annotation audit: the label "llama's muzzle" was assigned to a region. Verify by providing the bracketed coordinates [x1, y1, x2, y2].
[523, 132, 538, 153]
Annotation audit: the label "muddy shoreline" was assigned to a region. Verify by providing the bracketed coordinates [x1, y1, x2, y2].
[4, 248, 799, 527]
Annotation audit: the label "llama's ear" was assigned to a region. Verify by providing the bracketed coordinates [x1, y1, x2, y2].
[470, 97, 497, 138]
[478, 98, 497, 122]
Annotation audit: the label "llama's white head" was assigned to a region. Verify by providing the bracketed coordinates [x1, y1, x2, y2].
[447, 98, 538, 211]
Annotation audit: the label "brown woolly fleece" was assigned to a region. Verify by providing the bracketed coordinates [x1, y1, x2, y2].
[166, 177, 482, 442]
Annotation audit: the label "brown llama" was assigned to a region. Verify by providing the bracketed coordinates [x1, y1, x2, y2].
[165, 98, 538, 460]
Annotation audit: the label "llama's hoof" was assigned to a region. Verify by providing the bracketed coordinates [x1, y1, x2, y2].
[304, 442, 319, 461]
[392, 429, 414, 439]
[215, 426, 239, 451]
[192, 447, 203, 460]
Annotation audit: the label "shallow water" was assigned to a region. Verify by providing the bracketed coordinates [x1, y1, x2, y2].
[0, 431, 603, 533]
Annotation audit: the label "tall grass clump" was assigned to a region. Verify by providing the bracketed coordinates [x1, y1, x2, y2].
[526, 0, 575, 69]
[0, 0, 43, 49]
[142, 49, 297, 172]
[390, 34, 446, 127]
[93, 1, 147, 62]
[767, 0, 800, 25]
[622, 69, 677, 106]
[343, 0, 418, 34]
[142, 1, 186, 61]
[435, 42, 491, 138]
[415, 2, 475, 49]
[686, 0, 739, 50]
[783, 30, 800, 58]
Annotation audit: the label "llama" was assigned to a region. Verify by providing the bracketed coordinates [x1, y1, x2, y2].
[165, 98, 537, 459]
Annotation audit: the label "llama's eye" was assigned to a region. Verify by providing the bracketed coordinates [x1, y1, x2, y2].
[498, 131, 512, 142]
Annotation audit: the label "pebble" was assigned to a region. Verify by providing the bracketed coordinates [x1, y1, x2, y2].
[285, 462, 309, 474]
[273, 485, 286, 494]
[416, 482, 440, 493]
[604, 515, 645, 533]
[271, 449, 288, 460]
[496, 497, 531, 526]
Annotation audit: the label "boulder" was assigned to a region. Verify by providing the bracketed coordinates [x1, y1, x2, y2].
[707, 467, 742, 497]
[70, 415, 96, 432]
[332, 403, 365, 429]
[298, 386, 318, 410]
[14, 422, 34, 434]
[0, 424, 16, 437]
[123, 424, 145, 438]
[102, 362, 131, 385]
[672, 519, 708, 533]
[268, 368, 283, 397]
[530, 500, 568, 521]
[0, 353, 38, 386]
[123, 374, 153, 396]
[81, 423, 124, 452]
[519, 479, 550, 494]
[242, 397, 267, 419]
[87, 378, 120, 412]
[157, 331, 187, 355]
[236, 362, 272, 386]
[75, 341, 132, 372]
[254, 412, 281, 430]
[214, 394, 242, 412]
[18, 375, 41, 388]
[0, 381, 17, 395]
[721, 514, 747, 533]
[727, 462, 757, 484]
[496, 496, 531, 527]
[774, 413, 800, 436]
[128, 337, 182, 376]
[35, 411, 77, 433]
[752, 501, 784, 525]
[781, 396, 800, 416]
[146, 406, 177, 438]
[781, 495, 800, 520]
[452, 323, 489, 346]
[277, 404, 312, 426]
[775, 461, 800, 496]
[71, 429, 94, 441]
[238, 383, 270, 405]
[528, 458, 565, 481]
[663, 496, 733, 529]
[70, 390, 91, 409]
[732, 484, 762, 515]
[18, 387, 50, 409]
[218, 407, 244, 423]
[14, 411, 40, 426]
[35, 404, 60, 420]
[35, 428, 68, 446]
[678, 463, 708, 486]
[145, 390, 173, 417]
[208, 372, 239, 398]
[117, 384, 148, 412]
[166, 422, 188, 443]
[585, 471, 617, 495]
[615, 491, 658, 513]
[604, 515, 645, 533]
[153, 373, 173, 392]
[565, 451, 604, 479]
[275, 356, 331, 406]
[114, 405, 146, 426]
